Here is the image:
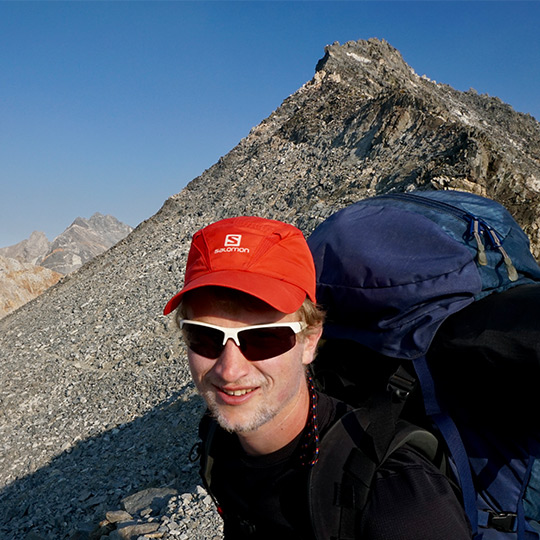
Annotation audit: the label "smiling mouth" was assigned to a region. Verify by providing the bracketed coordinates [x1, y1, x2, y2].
[221, 387, 256, 397]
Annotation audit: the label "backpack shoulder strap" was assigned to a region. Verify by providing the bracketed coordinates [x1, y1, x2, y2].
[196, 413, 226, 516]
[384, 420, 446, 471]
[197, 415, 259, 537]
[309, 365, 441, 540]
[309, 407, 443, 540]
[200, 416, 218, 495]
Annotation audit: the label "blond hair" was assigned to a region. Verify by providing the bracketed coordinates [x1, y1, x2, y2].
[175, 287, 325, 335]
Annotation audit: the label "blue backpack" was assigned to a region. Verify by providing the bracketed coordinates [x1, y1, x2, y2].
[307, 190, 540, 539]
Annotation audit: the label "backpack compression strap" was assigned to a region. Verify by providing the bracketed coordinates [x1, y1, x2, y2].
[413, 355, 480, 538]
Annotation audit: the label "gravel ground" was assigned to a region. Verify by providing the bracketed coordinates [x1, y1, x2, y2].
[0, 305, 224, 539]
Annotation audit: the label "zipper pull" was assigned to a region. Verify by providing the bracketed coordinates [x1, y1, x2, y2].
[499, 245, 519, 282]
[487, 229, 519, 282]
[471, 219, 488, 266]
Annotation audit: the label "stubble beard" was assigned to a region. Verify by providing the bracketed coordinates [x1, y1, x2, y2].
[201, 386, 280, 433]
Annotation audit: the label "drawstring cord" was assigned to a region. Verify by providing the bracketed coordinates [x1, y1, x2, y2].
[299, 374, 320, 467]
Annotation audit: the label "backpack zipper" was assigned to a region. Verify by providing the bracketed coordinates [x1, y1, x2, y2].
[471, 219, 487, 266]
[483, 226, 519, 281]
[377, 193, 518, 281]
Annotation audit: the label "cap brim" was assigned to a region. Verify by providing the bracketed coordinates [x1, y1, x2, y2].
[163, 270, 308, 315]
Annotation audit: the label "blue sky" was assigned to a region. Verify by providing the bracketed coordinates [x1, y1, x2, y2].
[1, 1, 539, 248]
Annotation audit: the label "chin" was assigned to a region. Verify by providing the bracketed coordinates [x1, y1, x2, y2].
[209, 403, 278, 434]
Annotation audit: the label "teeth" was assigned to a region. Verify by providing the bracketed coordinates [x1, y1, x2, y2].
[223, 388, 254, 397]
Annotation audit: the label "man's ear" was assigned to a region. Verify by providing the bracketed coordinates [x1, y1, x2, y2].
[301, 324, 323, 366]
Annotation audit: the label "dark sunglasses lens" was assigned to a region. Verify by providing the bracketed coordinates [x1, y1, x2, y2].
[239, 327, 297, 361]
[182, 325, 224, 359]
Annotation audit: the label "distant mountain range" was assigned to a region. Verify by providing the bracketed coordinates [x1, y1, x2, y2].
[0, 213, 132, 318]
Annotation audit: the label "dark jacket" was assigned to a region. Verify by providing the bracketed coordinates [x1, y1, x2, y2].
[199, 392, 472, 539]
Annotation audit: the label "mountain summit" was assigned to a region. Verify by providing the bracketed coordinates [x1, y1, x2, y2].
[1, 213, 133, 275]
[1, 39, 539, 539]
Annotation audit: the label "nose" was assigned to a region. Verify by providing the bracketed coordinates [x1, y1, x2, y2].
[212, 338, 251, 382]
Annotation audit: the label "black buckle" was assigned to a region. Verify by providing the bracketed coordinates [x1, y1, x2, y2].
[387, 366, 416, 401]
[189, 441, 201, 462]
[488, 511, 517, 532]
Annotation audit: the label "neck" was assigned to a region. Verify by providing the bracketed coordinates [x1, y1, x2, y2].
[237, 381, 311, 456]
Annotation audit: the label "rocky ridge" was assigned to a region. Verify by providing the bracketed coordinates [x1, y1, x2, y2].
[1, 38, 539, 539]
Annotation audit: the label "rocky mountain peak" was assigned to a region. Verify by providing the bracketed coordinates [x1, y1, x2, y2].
[315, 38, 417, 91]
[314, 39, 540, 176]
[0, 230, 50, 266]
[85, 213, 134, 246]
[1, 213, 133, 277]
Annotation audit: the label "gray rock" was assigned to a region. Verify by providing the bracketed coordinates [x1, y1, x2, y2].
[115, 521, 160, 539]
[24, 531, 46, 540]
[105, 511, 133, 524]
[122, 488, 177, 516]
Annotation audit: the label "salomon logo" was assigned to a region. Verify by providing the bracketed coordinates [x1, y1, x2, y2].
[214, 234, 250, 254]
[224, 234, 242, 247]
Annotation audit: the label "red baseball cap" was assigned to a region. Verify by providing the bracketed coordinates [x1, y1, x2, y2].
[163, 216, 316, 315]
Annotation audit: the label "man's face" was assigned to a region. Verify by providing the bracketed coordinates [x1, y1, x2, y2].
[183, 288, 320, 435]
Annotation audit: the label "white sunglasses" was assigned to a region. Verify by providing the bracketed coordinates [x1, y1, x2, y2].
[179, 319, 307, 361]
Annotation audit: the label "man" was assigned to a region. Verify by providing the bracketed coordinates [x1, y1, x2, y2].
[164, 216, 471, 539]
